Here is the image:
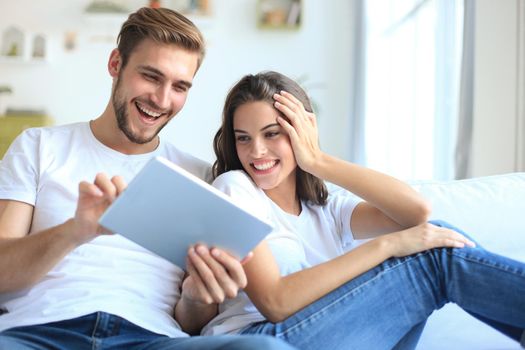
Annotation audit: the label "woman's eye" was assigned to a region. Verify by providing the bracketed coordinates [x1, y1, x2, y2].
[266, 131, 279, 138]
[236, 135, 249, 142]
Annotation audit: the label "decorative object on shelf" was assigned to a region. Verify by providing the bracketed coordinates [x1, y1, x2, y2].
[84, 0, 129, 14]
[1, 27, 48, 62]
[64, 31, 77, 51]
[1, 27, 24, 58]
[0, 86, 12, 94]
[149, 0, 161, 8]
[257, 0, 301, 29]
[171, 0, 211, 16]
[32, 35, 46, 59]
[0, 85, 13, 116]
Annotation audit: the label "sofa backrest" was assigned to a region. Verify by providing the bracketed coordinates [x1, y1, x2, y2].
[410, 173, 525, 262]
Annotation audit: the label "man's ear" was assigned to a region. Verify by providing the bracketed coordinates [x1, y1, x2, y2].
[108, 48, 122, 78]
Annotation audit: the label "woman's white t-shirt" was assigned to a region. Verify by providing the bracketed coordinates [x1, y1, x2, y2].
[202, 170, 361, 335]
[0, 122, 211, 337]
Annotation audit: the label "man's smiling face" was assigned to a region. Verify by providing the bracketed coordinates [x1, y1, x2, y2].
[110, 38, 199, 145]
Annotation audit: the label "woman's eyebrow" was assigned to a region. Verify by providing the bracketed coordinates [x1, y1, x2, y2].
[234, 123, 280, 134]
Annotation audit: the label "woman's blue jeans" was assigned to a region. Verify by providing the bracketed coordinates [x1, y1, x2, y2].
[0, 312, 295, 350]
[241, 220, 525, 350]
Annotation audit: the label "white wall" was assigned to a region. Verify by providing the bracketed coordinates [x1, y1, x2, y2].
[0, 0, 354, 164]
[471, 0, 524, 176]
[2, 0, 522, 178]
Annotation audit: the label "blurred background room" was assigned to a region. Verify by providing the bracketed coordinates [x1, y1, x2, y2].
[0, 0, 523, 181]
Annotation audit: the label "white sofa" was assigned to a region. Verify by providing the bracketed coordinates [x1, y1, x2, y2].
[409, 173, 525, 350]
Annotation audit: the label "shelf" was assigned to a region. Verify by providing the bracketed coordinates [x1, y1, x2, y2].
[257, 0, 302, 30]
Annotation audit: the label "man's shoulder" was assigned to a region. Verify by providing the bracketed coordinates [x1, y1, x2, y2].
[19, 121, 87, 140]
[159, 142, 212, 183]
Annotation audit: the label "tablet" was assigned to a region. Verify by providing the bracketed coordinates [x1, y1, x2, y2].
[99, 156, 273, 268]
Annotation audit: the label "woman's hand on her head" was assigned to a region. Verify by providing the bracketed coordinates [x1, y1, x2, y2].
[381, 222, 476, 258]
[273, 90, 324, 174]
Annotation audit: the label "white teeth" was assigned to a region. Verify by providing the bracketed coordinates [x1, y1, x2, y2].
[253, 161, 276, 170]
[136, 102, 162, 118]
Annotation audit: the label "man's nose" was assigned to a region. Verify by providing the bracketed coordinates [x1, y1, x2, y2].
[151, 84, 171, 110]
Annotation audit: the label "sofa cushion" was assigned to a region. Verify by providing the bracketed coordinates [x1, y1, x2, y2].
[410, 172, 525, 262]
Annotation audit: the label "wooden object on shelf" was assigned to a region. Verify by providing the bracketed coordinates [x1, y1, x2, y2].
[257, 0, 302, 30]
[0, 114, 54, 159]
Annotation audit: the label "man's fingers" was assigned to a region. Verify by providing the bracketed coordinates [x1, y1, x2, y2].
[78, 181, 104, 197]
[185, 257, 214, 304]
[189, 246, 226, 303]
[195, 245, 240, 300]
[111, 175, 127, 196]
[93, 173, 117, 200]
[210, 248, 248, 289]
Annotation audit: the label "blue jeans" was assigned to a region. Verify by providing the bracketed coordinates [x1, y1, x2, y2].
[241, 220, 525, 350]
[0, 312, 295, 350]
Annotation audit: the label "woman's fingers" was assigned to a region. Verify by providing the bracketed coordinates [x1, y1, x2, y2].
[425, 224, 476, 249]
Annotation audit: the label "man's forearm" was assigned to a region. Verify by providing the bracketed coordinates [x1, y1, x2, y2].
[0, 219, 80, 293]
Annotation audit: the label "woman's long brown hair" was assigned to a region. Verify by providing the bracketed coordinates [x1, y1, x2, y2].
[213, 71, 328, 206]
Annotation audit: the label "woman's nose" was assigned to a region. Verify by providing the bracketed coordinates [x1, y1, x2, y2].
[250, 138, 267, 157]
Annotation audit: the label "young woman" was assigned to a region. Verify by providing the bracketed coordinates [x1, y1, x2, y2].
[182, 71, 525, 349]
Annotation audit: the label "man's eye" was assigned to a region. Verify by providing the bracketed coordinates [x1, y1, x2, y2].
[143, 74, 158, 82]
[174, 85, 188, 93]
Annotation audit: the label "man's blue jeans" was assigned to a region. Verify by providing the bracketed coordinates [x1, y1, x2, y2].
[241, 220, 525, 350]
[0, 312, 295, 350]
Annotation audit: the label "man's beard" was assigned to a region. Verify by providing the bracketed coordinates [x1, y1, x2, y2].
[112, 79, 170, 145]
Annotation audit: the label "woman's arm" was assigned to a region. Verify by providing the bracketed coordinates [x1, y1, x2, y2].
[273, 91, 431, 238]
[314, 157, 431, 238]
[244, 222, 474, 323]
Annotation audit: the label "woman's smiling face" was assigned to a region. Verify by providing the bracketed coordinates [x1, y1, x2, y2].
[233, 101, 297, 195]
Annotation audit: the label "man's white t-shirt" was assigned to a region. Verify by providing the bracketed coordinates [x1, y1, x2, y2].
[0, 122, 211, 337]
[202, 170, 361, 336]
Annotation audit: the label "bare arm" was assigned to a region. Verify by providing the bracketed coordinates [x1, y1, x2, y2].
[0, 173, 126, 293]
[313, 156, 431, 238]
[0, 200, 81, 293]
[273, 91, 431, 238]
[244, 223, 475, 323]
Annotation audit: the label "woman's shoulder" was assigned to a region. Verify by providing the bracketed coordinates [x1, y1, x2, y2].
[213, 170, 257, 191]
[213, 170, 269, 217]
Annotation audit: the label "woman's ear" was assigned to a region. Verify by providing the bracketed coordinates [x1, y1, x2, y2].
[108, 48, 122, 78]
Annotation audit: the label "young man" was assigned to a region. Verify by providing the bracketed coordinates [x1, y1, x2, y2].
[0, 7, 294, 350]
